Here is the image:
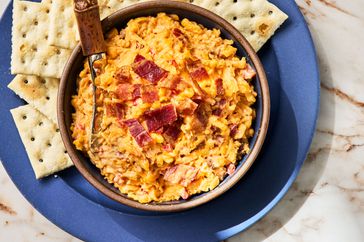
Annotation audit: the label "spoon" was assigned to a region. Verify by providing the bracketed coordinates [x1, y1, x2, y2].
[73, 0, 106, 150]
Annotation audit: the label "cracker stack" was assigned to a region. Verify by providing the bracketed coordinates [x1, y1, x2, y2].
[9, 0, 287, 178]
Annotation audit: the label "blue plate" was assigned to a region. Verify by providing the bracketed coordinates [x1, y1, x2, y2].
[0, 1, 319, 241]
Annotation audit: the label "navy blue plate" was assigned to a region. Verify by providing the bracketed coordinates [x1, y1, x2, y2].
[0, 1, 319, 241]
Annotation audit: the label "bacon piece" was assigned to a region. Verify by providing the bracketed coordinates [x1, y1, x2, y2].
[173, 98, 198, 117]
[173, 28, 183, 37]
[133, 54, 168, 83]
[190, 102, 211, 132]
[144, 104, 178, 132]
[227, 163, 236, 175]
[212, 98, 227, 116]
[132, 84, 142, 99]
[229, 124, 238, 138]
[215, 78, 224, 96]
[242, 64, 256, 80]
[186, 59, 209, 81]
[163, 164, 198, 187]
[134, 54, 145, 63]
[114, 66, 131, 83]
[141, 85, 159, 103]
[123, 119, 153, 147]
[105, 103, 125, 120]
[190, 67, 209, 81]
[163, 118, 183, 143]
[115, 83, 134, 101]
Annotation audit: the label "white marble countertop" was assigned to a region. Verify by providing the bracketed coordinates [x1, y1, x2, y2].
[1, 0, 363, 241]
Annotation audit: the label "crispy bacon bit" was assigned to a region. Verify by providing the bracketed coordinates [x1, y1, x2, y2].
[227, 163, 236, 175]
[123, 119, 153, 147]
[106, 103, 125, 120]
[163, 164, 198, 187]
[229, 124, 238, 138]
[114, 66, 131, 83]
[173, 98, 198, 117]
[173, 28, 183, 37]
[141, 85, 159, 103]
[190, 67, 209, 81]
[187, 59, 209, 81]
[242, 64, 256, 80]
[215, 78, 224, 96]
[191, 102, 211, 132]
[163, 118, 183, 143]
[134, 54, 145, 63]
[212, 98, 227, 116]
[144, 104, 177, 132]
[133, 54, 168, 83]
[132, 84, 142, 99]
[115, 83, 133, 101]
[212, 108, 222, 116]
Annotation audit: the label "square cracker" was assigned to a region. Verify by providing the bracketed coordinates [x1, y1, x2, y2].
[48, 0, 287, 51]
[190, 0, 288, 51]
[8, 75, 59, 123]
[11, 0, 71, 79]
[48, 0, 79, 49]
[48, 0, 144, 49]
[10, 105, 73, 179]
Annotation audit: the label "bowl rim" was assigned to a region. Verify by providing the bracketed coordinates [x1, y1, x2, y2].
[58, 0, 270, 212]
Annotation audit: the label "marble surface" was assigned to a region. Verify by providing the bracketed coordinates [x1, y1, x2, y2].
[1, 0, 363, 241]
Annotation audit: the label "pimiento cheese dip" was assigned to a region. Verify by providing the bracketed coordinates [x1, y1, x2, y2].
[71, 13, 257, 203]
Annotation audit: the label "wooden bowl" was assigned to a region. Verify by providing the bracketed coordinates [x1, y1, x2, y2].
[58, 1, 270, 212]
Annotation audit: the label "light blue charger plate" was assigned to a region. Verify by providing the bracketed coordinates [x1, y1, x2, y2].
[0, 1, 319, 241]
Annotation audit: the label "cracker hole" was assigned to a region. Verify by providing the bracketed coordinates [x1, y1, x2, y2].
[41, 79, 46, 84]
[32, 46, 37, 52]
[60, 6, 65, 12]
[46, 96, 50, 100]
[56, 128, 60, 132]
[233, 0, 237, 2]
[56, 49, 61, 55]
[47, 143, 52, 147]
[22, 33, 26, 38]
[45, 35, 48, 40]
[250, 30, 255, 35]
[23, 6, 27, 12]
[39, 122, 43, 126]
[38, 158, 43, 163]
[250, 13, 255, 18]
[233, 16, 237, 21]
[22, 115, 27, 120]
[31, 137, 35, 141]
[23, 79, 28, 84]
[34, 20, 38, 26]
[46, 9, 50, 14]
[268, 10, 273, 15]
[21, 59, 25, 64]
[215, 1, 219, 6]
[43, 62, 48, 66]
[189, 0, 194, 2]
[64, 150, 67, 154]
